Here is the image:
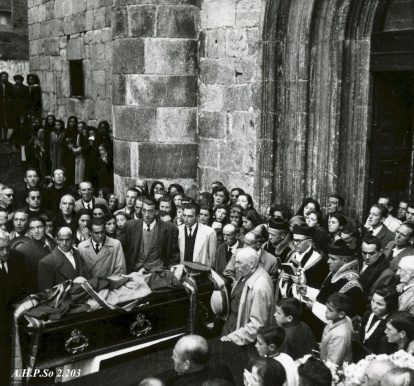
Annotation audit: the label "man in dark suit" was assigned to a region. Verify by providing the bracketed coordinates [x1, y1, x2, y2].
[364, 204, 395, 250]
[24, 187, 54, 219]
[10, 216, 57, 287]
[14, 167, 42, 208]
[216, 223, 243, 273]
[120, 196, 180, 273]
[43, 168, 78, 213]
[0, 230, 33, 382]
[359, 235, 398, 304]
[382, 223, 414, 271]
[38, 227, 90, 291]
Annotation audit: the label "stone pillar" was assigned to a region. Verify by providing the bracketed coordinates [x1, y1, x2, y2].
[111, 0, 199, 200]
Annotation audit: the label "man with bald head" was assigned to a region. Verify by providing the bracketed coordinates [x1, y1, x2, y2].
[382, 223, 414, 271]
[221, 247, 274, 345]
[55, 194, 77, 230]
[397, 255, 414, 315]
[75, 181, 108, 212]
[216, 223, 243, 273]
[381, 368, 414, 386]
[364, 360, 396, 386]
[165, 334, 234, 386]
[37, 227, 90, 291]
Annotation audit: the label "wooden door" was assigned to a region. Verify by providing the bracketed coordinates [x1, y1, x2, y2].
[368, 72, 414, 206]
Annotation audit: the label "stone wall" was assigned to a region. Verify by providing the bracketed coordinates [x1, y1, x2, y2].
[0, 0, 29, 61]
[28, 0, 112, 124]
[0, 60, 29, 78]
[198, 0, 264, 198]
[112, 0, 200, 201]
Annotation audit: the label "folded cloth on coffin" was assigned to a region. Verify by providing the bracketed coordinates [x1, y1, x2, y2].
[23, 275, 152, 320]
[86, 273, 152, 311]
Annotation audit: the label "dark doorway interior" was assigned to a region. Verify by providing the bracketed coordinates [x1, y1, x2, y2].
[368, 72, 414, 207]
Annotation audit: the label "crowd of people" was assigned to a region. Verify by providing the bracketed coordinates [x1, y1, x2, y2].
[0, 71, 414, 386]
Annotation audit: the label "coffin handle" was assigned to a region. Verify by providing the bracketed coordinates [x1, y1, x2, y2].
[130, 313, 152, 337]
[65, 329, 89, 354]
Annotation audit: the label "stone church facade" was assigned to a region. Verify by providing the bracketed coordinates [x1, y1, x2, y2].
[28, 0, 414, 219]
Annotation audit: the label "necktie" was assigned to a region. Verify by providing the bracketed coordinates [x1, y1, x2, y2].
[187, 228, 192, 238]
[44, 243, 51, 253]
[95, 243, 100, 254]
[147, 224, 151, 232]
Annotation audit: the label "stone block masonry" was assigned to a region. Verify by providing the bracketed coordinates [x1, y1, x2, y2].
[28, 0, 112, 124]
[112, 1, 200, 201]
[198, 0, 264, 201]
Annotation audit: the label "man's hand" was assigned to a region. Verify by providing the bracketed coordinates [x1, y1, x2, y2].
[298, 284, 308, 295]
[396, 283, 405, 293]
[221, 336, 232, 342]
[281, 273, 290, 282]
[290, 274, 300, 284]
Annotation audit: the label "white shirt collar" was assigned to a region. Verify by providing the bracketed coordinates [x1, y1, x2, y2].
[143, 220, 156, 231]
[91, 238, 104, 249]
[369, 224, 383, 236]
[186, 222, 198, 233]
[230, 240, 239, 253]
[58, 247, 76, 269]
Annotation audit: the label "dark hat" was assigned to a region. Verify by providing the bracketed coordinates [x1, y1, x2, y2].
[13, 74, 24, 81]
[326, 242, 354, 256]
[268, 219, 289, 231]
[182, 261, 210, 275]
[292, 224, 315, 237]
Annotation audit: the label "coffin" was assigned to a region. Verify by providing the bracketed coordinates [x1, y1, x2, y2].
[17, 274, 218, 375]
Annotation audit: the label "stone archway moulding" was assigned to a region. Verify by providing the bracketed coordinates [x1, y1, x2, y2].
[258, 0, 389, 219]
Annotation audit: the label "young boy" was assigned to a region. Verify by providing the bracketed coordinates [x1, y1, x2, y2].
[115, 212, 130, 236]
[320, 292, 353, 366]
[255, 325, 299, 386]
[275, 297, 317, 360]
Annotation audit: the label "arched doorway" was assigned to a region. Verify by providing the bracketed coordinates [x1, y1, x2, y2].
[258, 0, 409, 220]
[368, 1, 414, 207]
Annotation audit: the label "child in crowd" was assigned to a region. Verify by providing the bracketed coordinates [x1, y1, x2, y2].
[115, 212, 130, 236]
[255, 325, 299, 386]
[274, 297, 317, 360]
[320, 292, 353, 366]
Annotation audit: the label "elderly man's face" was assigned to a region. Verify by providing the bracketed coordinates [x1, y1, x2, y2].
[60, 197, 75, 215]
[79, 183, 93, 202]
[134, 199, 143, 218]
[397, 265, 414, 284]
[0, 237, 10, 260]
[57, 230, 73, 252]
[235, 254, 254, 278]
[223, 227, 237, 247]
[13, 212, 29, 233]
[1, 188, 14, 206]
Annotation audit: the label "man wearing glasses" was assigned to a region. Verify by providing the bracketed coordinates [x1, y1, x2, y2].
[397, 256, 414, 315]
[0, 185, 18, 221]
[279, 224, 328, 299]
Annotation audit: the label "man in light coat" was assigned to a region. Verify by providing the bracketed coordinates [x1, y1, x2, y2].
[397, 255, 414, 315]
[78, 217, 126, 278]
[221, 247, 274, 346]
[75, 181, 109, 212]
[178, 202, 217, 268]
